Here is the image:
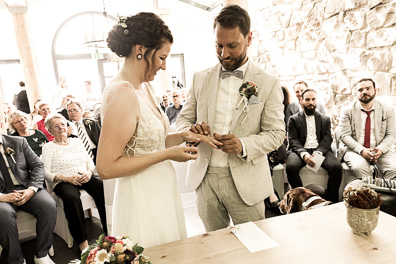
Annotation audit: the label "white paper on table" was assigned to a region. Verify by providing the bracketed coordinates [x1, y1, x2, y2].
[227, 221, 278, 253]
[305, 151, 325, 173]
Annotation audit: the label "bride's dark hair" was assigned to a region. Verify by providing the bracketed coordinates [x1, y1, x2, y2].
[107, 12, 173, 77]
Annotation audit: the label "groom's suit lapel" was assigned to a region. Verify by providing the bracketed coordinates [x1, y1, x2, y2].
[207, 64, 222, 128]
[230, 62, 257, 133]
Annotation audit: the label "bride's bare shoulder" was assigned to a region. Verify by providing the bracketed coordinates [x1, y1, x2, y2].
[105, 80, 137, 103]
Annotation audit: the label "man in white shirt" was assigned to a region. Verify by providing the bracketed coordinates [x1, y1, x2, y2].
[177, 5, 285, 231]
[286, 89, 342, 203]
[338, 78, 396, 180]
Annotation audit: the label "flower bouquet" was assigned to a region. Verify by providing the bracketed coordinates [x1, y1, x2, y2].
[81, 234, 151, 264]
[343, 186, 382, 235]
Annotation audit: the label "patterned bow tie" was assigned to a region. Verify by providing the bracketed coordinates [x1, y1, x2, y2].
[220, 70, 243, 79]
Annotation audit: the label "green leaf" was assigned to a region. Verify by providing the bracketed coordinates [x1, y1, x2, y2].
[133, 244, 144, 255]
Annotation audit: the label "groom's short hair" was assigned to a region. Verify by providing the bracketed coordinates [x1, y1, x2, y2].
[214, 5, 251, 37]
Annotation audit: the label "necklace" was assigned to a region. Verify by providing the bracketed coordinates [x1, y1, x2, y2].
[54, 139, 70, 145]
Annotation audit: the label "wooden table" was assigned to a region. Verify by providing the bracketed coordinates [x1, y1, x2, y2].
[145, 203, 396, 263]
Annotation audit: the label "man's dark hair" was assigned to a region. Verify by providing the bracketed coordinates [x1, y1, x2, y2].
[354, 78, 376, 89]
[301, 88, 317, 99]
[214, 5, 250, 37]
[293, 80, 308, 90]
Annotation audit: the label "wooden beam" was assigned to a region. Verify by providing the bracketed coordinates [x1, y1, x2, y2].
[12, 13, 42, 112]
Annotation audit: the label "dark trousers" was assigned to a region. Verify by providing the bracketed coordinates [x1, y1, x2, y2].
[54, 176, 107, 245]
[286, 150, 342, 203]
[0, 189, 57, 264]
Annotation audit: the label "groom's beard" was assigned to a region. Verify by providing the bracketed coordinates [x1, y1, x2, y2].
[218, 48, 247, 71]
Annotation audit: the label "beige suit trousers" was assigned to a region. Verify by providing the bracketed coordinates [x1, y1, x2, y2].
[196, 166, 265, 232]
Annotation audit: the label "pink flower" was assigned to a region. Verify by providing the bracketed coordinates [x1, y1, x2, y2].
[104, 236, 116, 244]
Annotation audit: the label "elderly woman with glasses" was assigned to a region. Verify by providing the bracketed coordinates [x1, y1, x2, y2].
[9, 110, 48, 156]
[41, 113, 107, 252]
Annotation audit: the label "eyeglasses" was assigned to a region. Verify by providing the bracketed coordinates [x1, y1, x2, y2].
[52, 124, 67, 130]
[173, 95, 180, 98]
[67, 109, 79, 113]
[13, 119, 26, 125]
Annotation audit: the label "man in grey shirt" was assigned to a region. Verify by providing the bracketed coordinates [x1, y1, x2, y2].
[165, 89, 183, 124]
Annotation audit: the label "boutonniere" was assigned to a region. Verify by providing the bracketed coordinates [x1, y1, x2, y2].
[236, 81, 260, 124]
[84, 120, 93, 130]
[5, 147, 16, 163]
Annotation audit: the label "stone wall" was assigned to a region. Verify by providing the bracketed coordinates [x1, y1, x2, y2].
[250, 0, 396, 130]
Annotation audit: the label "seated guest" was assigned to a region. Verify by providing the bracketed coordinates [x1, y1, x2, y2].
[160, 92, 170, 112]
[286, 89, 342, 203]
[285, 81, 326, 127]
[67, 101, 101, 164]
[57, 95, 74, 120]
[338, 78, 396, 180]
[165, 89, 183, 124]
[0, 116, 56, 264]
[30, 98, 43, 127]
[33, 102, 55, 141]
[41, 114, 107, 252]
[9, 110, 48, 156]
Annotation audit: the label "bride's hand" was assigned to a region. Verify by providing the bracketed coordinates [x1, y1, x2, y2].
[182, 131, 222, 149]
[166, 145, 198, 162]
[180, 130, 201, 143]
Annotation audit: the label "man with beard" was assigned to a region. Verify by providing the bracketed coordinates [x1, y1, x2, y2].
[339, 78, 396, 180]
[285, 81, 326, 128]
[176, 5, 285, 231]
[286, 89, 342, 203]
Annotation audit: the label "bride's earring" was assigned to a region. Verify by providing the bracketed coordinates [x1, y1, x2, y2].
[137, 54, 142, 60]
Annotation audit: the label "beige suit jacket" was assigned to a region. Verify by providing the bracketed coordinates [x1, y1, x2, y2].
[338, 100, 396, 160]
[176, 62, 285, 206]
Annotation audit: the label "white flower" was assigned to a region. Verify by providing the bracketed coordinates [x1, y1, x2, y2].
[122, 238, 133, 246]
[94, 249, 110, 264]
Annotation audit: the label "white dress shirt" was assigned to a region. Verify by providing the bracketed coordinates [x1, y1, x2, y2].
[300, 113, 319, 159]
[209, 61, 249, 168]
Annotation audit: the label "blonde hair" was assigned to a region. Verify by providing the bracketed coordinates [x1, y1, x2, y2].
[8, 110, 30, 131]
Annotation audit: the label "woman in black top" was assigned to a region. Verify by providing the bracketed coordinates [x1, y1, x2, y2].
[9, 110, 48, 156]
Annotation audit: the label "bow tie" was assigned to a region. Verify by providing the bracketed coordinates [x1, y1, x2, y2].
[220, 70, 243, 79]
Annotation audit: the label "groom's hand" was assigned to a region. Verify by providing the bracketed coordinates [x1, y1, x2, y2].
[189, 122, 211, 136]
[213, 133, 243, 155]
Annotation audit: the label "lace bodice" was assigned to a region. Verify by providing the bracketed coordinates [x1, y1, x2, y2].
[101, 81, 169, 157]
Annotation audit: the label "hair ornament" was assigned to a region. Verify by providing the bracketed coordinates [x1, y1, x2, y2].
[117, 15, 129, 34]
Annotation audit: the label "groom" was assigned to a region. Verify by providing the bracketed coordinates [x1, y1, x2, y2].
[177, 5, 285, 232]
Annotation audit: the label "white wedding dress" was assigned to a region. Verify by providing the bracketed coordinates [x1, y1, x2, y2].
[101, 81, 187, 248]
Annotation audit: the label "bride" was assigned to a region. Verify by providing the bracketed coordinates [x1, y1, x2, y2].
[97, 13, 217, 248]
